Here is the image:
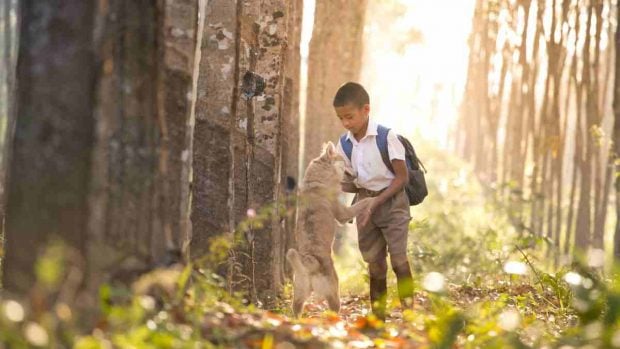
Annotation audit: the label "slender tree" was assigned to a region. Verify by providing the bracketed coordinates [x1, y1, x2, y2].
[302, 0, 368, 170]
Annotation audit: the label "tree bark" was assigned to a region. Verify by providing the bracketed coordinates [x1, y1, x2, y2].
[591, 0, 607, 250]
[575, 3, 595, 250]
[191, 1, 238, 260]
[192, 0, 298, 307]
[3, 0, 204, 302]
[2, 0, 97, 293]
[613, 0, 620, 259]
[0, 0, 17, 243]
[281, 0, 303, 279]
[158, 0, 206, 260]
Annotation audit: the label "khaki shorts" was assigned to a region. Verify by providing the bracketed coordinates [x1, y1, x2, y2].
[356, 189, 411, 263]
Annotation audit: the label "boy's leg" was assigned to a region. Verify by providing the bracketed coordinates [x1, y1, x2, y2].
[374, 190, 414, 310]
[391, 253, 413, 308]
[368, 257, 387, 320]
[356, 193, 388, 320]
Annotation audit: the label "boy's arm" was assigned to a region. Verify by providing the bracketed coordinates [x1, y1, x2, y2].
[358, 159, 408, 226]
[336, 139, 358, 193]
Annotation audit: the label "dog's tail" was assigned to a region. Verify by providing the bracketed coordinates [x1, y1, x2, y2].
[286, 249, 305, 274]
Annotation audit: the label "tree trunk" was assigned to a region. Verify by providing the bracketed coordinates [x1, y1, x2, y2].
[249, 0, 291, 305]
[2, 0, 97, 294]
[158, 0, 206, 260]
[0, 0, 17, 250]
[502, 0, 531, 193]
[281, 0, 303, 279]
[595, 7, 615, 247]
[3, 0, 204, 303]
[457, 0, 479, 161]
[191, 1, 238, 261]
[528, 0, 548, 236]
[192, 0, 298, 307]
[302, 0, 368, 169]
[564, 0, 582, 256]
[613, 0, 620, 259]
[575, 3, 595, 251]
[591, 0, 608, 250]
[87, 0, 204, 282]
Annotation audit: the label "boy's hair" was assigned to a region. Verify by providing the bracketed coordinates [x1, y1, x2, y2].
[333, 82, 369, 108]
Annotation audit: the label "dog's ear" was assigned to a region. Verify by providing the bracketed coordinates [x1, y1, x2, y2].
[320, 142, 331, 159]
[321, 141, 340, 161]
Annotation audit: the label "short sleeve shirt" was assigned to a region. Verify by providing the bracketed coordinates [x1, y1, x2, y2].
[336, 119, 405, 191]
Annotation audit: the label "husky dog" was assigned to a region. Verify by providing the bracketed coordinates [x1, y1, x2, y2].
[287, 142, 373, 317]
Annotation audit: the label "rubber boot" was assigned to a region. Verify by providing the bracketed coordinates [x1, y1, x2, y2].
[369, 276, 387, 320]
[393, 261, 414, 309]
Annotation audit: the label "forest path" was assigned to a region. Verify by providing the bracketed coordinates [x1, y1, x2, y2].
[201, 282, 569, 348]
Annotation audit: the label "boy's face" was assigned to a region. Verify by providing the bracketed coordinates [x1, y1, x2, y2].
[335, 103, 370, 136]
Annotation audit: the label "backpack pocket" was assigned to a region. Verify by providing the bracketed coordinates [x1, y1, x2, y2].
[406, 168, 428, 206]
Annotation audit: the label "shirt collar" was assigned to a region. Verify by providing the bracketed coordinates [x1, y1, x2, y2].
[346, 118, 377, 142]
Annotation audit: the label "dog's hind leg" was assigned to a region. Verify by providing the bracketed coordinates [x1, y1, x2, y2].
[288, 249, 313, 317]
[314, 268, 340, 314]
[325, 284, 340, 313]
[292, 276, 311, 317]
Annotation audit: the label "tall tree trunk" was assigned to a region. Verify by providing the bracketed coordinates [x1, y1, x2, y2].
[595, 0, 615, 246]
[302, 0, 368, 169]
[250, 0, 291, 305]
[458, 0, 485, 162]
[87, 0, 204, 284]
[613, 0, 620, 259]
[158, 0, 207, 259]
[526, 1, 545, 234]
[3, 0, 204, 305]
[192, 1, 238, 261]
[502, 0, 531, 195]
[475, 1, 492, 177]
[544, 0, 569, 250]
[0, 0, 17, 251]
[564, 0, 582, 256]
[575, 3, 595, 251]
[590, 0, 605, 250]
[281, 0, 303, 279]
[2, 0, 97, 294]
[532, 0, 560, 238]
[193, 0, 298, 306]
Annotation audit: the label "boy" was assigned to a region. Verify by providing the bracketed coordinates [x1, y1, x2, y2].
[334, 82, 413, 320]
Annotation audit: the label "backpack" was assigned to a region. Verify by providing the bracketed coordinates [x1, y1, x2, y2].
[339, 125, 428, 206]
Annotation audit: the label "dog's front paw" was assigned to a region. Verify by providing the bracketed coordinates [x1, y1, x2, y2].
[356, 197, 373, 208]
[355, 197, 377, 226]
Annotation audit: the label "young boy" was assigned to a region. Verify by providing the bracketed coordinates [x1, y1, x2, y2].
[334, 82, 413, 320]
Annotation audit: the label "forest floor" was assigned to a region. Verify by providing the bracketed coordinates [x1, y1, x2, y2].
[2, 143, 617, 348]
[195, 281, 574, 348]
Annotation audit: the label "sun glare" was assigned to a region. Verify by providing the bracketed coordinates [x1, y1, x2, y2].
[361, 0, 476, 148]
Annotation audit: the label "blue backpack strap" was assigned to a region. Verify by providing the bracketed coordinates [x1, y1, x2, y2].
[339, 133, 352, 160]
[376, 125, 394, 173]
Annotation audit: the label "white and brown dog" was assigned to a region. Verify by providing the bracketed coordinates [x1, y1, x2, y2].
[287, 142, 373, 317]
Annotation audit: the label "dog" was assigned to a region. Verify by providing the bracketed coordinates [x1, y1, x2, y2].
[286, 141, 373, 317]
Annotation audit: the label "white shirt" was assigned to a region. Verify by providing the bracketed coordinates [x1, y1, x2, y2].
[336, 119, 406, 191]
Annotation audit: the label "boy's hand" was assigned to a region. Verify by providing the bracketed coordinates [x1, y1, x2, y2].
[360, 159, 408, 226]
[341, 171, 358, 193]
